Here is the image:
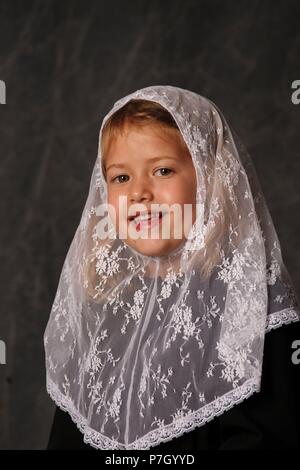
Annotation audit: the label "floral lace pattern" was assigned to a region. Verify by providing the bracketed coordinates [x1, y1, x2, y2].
[44, 85, 300, 450]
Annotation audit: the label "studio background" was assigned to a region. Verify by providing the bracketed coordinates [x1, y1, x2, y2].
[0, 0, 299, 449]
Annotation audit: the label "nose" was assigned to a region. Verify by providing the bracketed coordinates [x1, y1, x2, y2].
[129, 178, 153, 203]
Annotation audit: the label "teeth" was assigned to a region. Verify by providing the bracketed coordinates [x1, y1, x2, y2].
[133, 212, 161, 223]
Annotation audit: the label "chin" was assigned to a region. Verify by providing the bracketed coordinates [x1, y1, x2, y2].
[126, 239, 182, 258]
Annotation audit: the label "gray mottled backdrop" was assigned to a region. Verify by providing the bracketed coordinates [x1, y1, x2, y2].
[0, 0, 299, 449]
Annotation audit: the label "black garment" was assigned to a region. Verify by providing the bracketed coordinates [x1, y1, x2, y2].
[47, 321, 300, 450]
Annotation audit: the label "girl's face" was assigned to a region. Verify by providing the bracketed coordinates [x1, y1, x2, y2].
[104, 123, 197, 257]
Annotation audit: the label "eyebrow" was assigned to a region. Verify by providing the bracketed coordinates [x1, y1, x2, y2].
[106, 156, 178, 172]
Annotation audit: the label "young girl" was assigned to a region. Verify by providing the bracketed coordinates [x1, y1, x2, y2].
[45, 85, 300, 450]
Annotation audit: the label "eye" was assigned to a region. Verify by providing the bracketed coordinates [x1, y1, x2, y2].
[155, 168, 174, 177]
[111, 174, 129, 184]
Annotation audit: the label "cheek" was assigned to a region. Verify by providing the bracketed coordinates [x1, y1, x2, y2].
[107, 191, 121, 225]
[161, 178, 196, 205]
[107, 187, 119, 208]
[182, 173, 197, 204]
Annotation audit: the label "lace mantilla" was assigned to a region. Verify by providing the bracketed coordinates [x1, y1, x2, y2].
[47, 375, 261, 450]
[44, 85, 300, 450]
[46, 308, 300, 450]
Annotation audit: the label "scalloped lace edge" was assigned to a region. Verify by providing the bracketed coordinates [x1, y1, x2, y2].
[47, 377, 262, 450]
[46, 308, 300, 450]
[265, 307, 300, 333]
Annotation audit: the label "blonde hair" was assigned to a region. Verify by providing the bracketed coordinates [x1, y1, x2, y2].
[100, 99, 184, 182]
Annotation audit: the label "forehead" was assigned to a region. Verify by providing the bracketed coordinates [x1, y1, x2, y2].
[105, 123, 188, 160]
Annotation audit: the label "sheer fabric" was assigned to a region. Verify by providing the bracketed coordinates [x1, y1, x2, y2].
[44, 85, 300, 450]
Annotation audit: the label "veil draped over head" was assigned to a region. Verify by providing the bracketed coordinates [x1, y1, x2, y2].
[44, 85, 300, 450]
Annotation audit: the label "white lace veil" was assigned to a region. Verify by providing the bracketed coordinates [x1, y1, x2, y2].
[44, 85, 300, 450]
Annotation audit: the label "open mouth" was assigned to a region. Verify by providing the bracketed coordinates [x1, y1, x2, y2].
[128, 211, 165, 231]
